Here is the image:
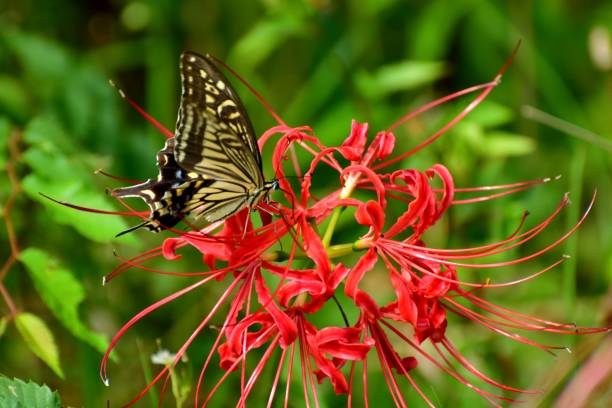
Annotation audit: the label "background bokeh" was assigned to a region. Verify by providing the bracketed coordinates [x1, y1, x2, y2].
[0, 0, 611, 406]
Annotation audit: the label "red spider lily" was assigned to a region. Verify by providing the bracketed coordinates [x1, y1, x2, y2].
[78, 49, 612, 408]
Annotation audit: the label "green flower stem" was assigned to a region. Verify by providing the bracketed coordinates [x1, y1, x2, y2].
[262, 241, 368, 263]
[291, 172, 362, 309]
[321, 173, 361, 248]
[321, 206, 345, 248]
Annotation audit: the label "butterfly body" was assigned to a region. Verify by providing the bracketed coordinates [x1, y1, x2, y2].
[114, 52, 277, 235]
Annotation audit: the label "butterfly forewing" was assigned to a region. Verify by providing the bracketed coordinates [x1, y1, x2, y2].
[175, 52, 263, 187]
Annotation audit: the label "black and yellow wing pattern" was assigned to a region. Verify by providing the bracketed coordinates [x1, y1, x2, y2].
[114, 51, 277, 236]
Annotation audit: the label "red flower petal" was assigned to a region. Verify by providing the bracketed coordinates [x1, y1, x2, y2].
[355, 200, 385, 238]
[375, 131, 395, 160]
[255, 270, 297, 347]
[315, 327, 374, 360]
[389, 270, 418, 325]
[354, 290, 381, 320]
[345, 248, 378, 298]
[162, 238, 183, 260]
[340, 120, 369, 161]
[300, 220, 331, 279]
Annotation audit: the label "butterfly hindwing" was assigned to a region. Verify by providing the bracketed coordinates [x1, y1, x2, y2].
[113, 138, 216, 234]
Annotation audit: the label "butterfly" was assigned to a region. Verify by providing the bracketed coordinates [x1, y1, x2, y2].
[114, 51, 278, 236]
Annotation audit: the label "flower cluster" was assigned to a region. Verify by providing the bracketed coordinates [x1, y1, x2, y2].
[94, 55, 609, 407]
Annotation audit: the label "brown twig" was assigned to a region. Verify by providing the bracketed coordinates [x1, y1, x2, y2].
[0, 129, 23, 317]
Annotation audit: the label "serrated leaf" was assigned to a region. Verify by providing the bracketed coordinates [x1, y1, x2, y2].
[355, 60, 446, 99]
[0, 376, 62, 408]
[18, 248, 109, 355]
[14, 313, 64, 379]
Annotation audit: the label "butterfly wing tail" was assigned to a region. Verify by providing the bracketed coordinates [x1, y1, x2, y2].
[113, 181, 183, 235]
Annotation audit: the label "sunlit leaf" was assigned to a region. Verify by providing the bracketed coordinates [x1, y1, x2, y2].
[355, 60, 446, 99]
[21, 174, 136, 243]
[14, 313, 64, 378]
[22, 115, 72, 153]
[229, 15, 308, 71]
[0, 317, 7, 338]
[0, 376, 62, 408]
[481, 131, 536, 157]
[466, 101, 515, 128]
[18, 248, 109, 354]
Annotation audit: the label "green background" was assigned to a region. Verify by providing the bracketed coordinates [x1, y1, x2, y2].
[0, 0, 610, 406]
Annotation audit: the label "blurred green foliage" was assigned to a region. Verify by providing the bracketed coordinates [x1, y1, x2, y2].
[0, 0, 610, 407]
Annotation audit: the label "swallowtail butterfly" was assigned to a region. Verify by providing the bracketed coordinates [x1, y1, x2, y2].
[115, 51, 278, 236]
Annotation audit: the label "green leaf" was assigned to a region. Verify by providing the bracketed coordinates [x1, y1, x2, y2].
[355, 60, 446, 99]
[283, 48, 345, 123]
[0, 317, 7, 338]
[21, 174, 137, 243]
[18, 248, 109, 355]
[229, 15, 308, 71]
[313, 100, 355, 146]
[0, 75, 30, 123]
[14, 313, 64, 379]
[1, 31, 71, 100]
[410, 0, 470, 60]
[22, 115, 71, 151]
[465, 101, 515, 128]
[0, 376, 62, 408]
[0, 116, 11, 169]
[20, 116, 138, 243]
[480, 131, 536, 157]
